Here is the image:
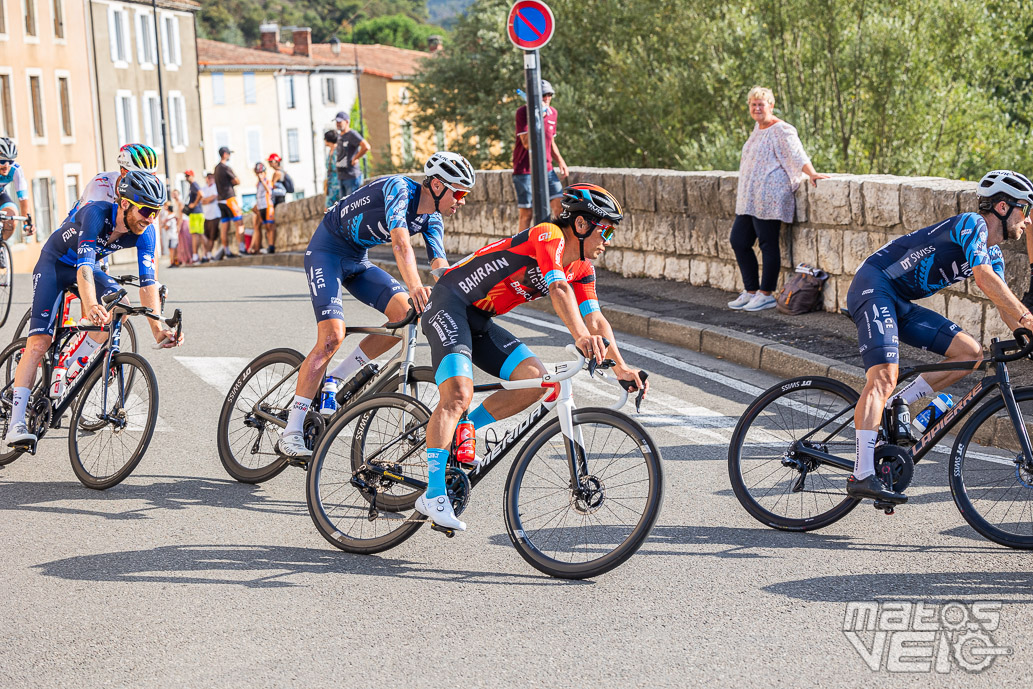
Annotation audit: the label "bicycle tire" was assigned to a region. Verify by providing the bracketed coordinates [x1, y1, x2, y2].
[216, 348, 303, 483]
[728, 376, 861, 531]
[0, 241, 12, 328]
[0, 338, 32, 466]
[504, 407, 664, 579]
[949, 387, 1033, 549]
[12, 308, 29, 341]
[68, 352, 158, 490]
[307, 393, 429, 554]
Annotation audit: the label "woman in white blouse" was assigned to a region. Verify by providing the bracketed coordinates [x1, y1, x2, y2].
[728, 86, 828, 311]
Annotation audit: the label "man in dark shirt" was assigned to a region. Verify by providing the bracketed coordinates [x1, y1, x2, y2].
[183, 170, 204, 262]
[214, 146, 242, 260]
[334, 112, 370, 198]
[513, 79, 568, 232]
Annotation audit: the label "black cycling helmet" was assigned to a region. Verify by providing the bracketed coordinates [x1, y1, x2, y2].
[559, 183, 623, 260]
[118, 170, 167, 208]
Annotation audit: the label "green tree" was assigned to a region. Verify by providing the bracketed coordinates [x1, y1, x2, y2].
[347, 14, 444, 50]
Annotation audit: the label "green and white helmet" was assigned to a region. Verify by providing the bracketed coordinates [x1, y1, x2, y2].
[117, 143, 159, 173]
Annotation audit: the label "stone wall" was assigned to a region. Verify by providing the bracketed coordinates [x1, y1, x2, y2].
[273, 168, 1028, 348]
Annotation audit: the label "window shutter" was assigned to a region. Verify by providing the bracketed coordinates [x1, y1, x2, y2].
[108, 8, 119, 61]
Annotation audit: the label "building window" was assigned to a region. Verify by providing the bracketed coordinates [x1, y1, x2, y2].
[52, 0, 62, 38]
[0, 75, 12, 137]
[0, 0, 7, 35]
[323, 77, 336, 104]
[162, 15, 181, 66]
[32, 177, 53, 240]
[142, 91, 160, 148]
[401, 120, 414, 168]
[109, 7, 129, 64]
[115, 91, 136, 145]
[285, 76, 295, 109]
[246, 127, 261, 166]
[286, 128, 299, 163]
[65, 174, 78, 212]
[211, 72, 224, 105]
[168, 91, 186, 148]
[136, 11, 156, 65]
[28, 74, 44, 139]
[243, 72, 255, 104]
[213, 128, 229, 153]
[23, 0, 35, 36]
[57, 75, 72, 137]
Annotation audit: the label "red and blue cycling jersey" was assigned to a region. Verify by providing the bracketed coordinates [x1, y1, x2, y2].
[42, 201, 157, 286]
[862, 212, 1005, 300]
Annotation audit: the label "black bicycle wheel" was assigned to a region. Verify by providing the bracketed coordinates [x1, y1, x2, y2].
[728, 376, 861, 531]
[68, 352, 158, 489]
[504, 408, 664, 579]
[949, 387, 1033, 548]
[12, 308, 29, 340]
[0, 338, 33, 466]
[216, 348, 303, 483]
[307, 393, 429, 554]
[378, 365, 439, 412]
[0, 241, 13, 329]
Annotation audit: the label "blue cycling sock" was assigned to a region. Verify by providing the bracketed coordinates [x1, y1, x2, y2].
[468, 404, 496, 430]
[425, 447, 449, 499]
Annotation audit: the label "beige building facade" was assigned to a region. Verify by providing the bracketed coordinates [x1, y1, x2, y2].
[0, 0, 100, 270]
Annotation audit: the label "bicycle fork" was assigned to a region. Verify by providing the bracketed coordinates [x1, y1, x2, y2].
[554, 381, 597, 505]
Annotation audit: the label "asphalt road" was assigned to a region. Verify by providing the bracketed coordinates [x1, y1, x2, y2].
[1, 264, 1030, 688]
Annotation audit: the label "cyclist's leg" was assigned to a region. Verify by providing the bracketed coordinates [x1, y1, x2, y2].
[469, 320, 546, 424]
[328, 262, 407, 382]
[0, 190, 17, 243]
[897, 303, 981, 390]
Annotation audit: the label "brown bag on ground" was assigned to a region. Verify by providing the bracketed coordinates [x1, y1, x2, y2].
[776, 263, 829, 315]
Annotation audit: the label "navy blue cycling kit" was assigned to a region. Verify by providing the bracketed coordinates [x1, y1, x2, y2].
[847, 212, 1005, 369]
[28, 201, 157, 337]
[305, 175, 446, 321]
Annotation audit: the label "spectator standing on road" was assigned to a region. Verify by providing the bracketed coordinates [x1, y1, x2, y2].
[199, 171, 219, 263]
[176, 197, 194, 266]
[727, 86, 829, 312]
[214, 146, 242, 260]
[324, 130, 341, 209]
[512, 79, 568, 232]
[250, 162, 274, 254]
[263, 153, 287, 254]
[334, 112, 370, 198]
[162, 192, 182, 268]
[183, 170, 204, 263]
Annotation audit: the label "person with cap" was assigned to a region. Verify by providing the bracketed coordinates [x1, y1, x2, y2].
[334, 111, 370, 198]
[323, 130, 341, 210]
[183, 169, 205, 262]
[199, 171, 220, 263]
[213, 146, 242, 260]
[512, 78, 569, 232]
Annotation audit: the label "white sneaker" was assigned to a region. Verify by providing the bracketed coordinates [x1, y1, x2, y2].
[276, 431, 311, 458]
[744, 293, 777, 311]
[191, 254, 199, 263]
[414, 493, 467, 531]
[213, 247, 225, 261]
[6, 422, 36, 447]
[728, 291, 753, 309]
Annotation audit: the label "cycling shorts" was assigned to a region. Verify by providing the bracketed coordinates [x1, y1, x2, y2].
[219, 198, 242, 222]
[28, 258, 121, 337]
[255, 207, 273, 224]
[304, 223, 406, 322]
[421, 285, 536, 385]
[0, 189, 16, 212]
[847, 265, 961, 369]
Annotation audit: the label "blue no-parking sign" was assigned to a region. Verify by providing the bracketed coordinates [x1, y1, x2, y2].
[507, 0, 555, 51]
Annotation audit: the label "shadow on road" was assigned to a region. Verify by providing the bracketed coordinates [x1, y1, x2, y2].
[765, 570, 1033, 603]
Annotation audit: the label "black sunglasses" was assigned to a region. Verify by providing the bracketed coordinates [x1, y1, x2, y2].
[1007, 200, 1032, 219]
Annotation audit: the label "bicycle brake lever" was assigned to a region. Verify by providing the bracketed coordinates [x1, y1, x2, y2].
[618, 371, 649, 412]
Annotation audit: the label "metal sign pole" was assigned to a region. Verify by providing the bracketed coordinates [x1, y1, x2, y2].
[524, 50, 550, 225]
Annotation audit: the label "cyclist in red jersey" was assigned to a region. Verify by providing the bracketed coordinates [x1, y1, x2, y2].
[417, 183, 649, 530]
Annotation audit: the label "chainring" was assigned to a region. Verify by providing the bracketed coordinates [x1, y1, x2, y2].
[28, 397, 53, 437]
[875, 444, 915, 493]
[445, 466, 471, 516]
[302, 410, 325, 451]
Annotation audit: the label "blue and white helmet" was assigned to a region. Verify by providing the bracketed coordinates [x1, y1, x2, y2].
[0, 137, 17, 160]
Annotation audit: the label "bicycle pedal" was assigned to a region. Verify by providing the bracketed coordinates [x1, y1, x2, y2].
[873, 500, 897, 515]
[10, 440, 36, 455]
[430, 523, 456, 538]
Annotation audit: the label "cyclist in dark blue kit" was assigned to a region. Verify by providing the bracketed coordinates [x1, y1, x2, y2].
[5, 171, 181, 447]
[846, 169, 1033, 504]
[278, 151, 475, 458]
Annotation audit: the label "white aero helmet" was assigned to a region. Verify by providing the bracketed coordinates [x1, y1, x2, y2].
[978, 169, 1033, 204]
[0, 137, 17, 160]
[424, 151, 475, 190]
[117, 143, 159, 173]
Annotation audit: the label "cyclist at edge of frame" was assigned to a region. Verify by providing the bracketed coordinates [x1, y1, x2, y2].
[846, 169, 1033, 505]
[5, 171, 182, 448]
[0, 137, 34, 242]
[276, 151, 476, 459]
[416, 183, 649, 531]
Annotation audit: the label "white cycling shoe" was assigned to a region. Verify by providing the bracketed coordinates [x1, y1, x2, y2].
[6, 422, 36, 448]
[276, 431, 312, 458]
[414, 493, 466, 531]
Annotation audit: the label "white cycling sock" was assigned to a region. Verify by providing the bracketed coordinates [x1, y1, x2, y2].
[10, 387, 29, 428]
[66, 336, 102, 379]
[885, 375, 933, 409]
[284, 395, 312, 436]
[854, 429, 878, 479]
[328, 345, 370, 382]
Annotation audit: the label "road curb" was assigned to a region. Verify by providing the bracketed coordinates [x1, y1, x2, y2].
[189, 252, 866, 388]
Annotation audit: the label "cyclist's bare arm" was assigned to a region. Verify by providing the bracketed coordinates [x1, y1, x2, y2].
[584, 311, 647, 392]
[974, 264, 1033, 331]
[549, 281, 604, 361]
[77, 265, 110, 325]
[389, 227, 430, 310]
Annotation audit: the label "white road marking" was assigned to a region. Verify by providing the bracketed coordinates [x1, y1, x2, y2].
[175, 356, 251, 394]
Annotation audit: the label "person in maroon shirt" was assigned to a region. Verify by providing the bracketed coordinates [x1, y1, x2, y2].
[512, 79, 568, 231]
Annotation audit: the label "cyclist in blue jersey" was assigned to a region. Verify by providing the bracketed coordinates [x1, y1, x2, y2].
[846, 169, 1033, 504]
[0, 137, 34, 241]
[276, 151, 475, 458]
[5, 171, 181, 447]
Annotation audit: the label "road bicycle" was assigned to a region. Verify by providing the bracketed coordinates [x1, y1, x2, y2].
[217, 305, 439, 483]
[12, 273, 153, 356]
[0, 213, 31, 328]
[305, 343, 663, 579]
[727, 328, 1033, 548]
[0, 288, 182, 489]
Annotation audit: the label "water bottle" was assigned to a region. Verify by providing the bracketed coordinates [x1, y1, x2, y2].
[454, 413, 476, 465]
[50, 365, 66, 399]
[335, 363, 380, 406]
[319, 377, 339, 415]
[891, 396, 912, 446]
[912, 393, 954, 435]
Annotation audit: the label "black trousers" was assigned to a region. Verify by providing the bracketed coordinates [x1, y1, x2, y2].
[729, 214, 782, 293]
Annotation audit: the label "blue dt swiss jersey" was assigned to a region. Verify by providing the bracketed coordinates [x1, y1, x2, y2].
[320, 175, 446, 261]
[42, 202, 158, 286]
[863, 213, 1005, 301]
